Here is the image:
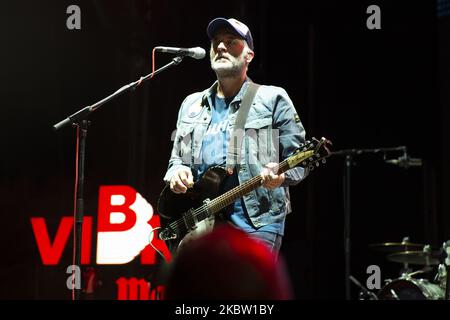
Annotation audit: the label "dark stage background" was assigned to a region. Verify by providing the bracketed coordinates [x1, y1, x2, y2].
[1, 0, 448, 300]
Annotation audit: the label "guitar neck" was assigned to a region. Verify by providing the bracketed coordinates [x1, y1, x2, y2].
[206, 159, 291, 215]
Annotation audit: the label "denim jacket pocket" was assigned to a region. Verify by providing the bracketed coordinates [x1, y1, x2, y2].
[244, 117, 274, 169]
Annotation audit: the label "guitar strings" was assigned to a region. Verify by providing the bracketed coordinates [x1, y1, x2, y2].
[166, 174, 262, 234]
[167, 169, 283, 234]
[164, 149, 323, 236]
[163, 142, 324, 237]
[165, 158, 294, 235]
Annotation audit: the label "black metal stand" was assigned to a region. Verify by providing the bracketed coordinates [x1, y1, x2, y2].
[74, 119, 89, 300]
[344, 155, 352, 300]
[53, 57, 183, 131]
[331, 146, 407, 300]
[53, 56, 184, 300]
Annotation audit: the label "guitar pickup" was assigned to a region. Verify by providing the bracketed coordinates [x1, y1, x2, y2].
[202, 198, 211, 217]
[183, 208, 198, 231]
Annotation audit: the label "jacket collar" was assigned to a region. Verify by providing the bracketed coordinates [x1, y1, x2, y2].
[201, 77, 252, 107]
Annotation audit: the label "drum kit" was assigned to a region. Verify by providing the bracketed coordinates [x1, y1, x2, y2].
[363, 237, 450, 300]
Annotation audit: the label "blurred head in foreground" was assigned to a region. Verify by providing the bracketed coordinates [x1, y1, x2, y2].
[165, 225, 293, 300]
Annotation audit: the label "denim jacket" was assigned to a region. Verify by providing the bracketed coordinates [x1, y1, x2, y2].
[163, 80, 307, 228]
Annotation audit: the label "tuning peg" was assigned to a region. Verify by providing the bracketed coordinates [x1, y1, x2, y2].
[308, 165, 315, 171]
[315, 162, 320, 167]
[321, 159, 327, 164]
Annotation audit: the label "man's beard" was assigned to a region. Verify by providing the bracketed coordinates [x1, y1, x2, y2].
[210, 54, 246, 78]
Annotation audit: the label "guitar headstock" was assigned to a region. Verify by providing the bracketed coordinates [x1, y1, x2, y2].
[287, 137, 332, 170]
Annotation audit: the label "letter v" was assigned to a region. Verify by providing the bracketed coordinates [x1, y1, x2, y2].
[31, 217, 73, 265]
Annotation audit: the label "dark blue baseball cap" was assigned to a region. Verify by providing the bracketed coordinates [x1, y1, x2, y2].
[207, 18, 254, 50]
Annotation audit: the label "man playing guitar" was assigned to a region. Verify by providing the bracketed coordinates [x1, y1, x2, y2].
[162, 17, 308, 257]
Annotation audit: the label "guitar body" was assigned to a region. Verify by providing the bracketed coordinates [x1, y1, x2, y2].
[157, 137, 331, 252]
[157, 166, 230, 251]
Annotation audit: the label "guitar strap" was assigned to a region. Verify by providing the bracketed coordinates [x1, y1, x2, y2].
[226, 82, 260, 174]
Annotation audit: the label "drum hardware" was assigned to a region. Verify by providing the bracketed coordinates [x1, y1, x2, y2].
[399, 263, 413, 278]
[369, 237, 424, 276]
[435, 264, 447, 289]
[406, 266, 433, 278]
[375, 240, 450, 300]
[381, 269, 431, 285]
[377, 276, 445, 300]
[367, 238, 450, 300]
[386, 245, 440, 266]
[443, 240, 450, 299]
[389, 289, 400, 300]
[349, 275, 378, 300]
[369, 236, 425, 253]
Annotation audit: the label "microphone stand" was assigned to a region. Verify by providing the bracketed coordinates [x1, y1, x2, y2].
[53, 57, 183, 130]
[53, 56, 184, 300]
[330, 146, 406, 300]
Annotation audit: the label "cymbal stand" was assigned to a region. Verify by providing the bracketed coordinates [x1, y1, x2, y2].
[331, 146, 406, 300]
[399, 236, 413, 277]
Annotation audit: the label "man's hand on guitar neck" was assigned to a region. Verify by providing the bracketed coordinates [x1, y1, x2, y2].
[170, 167, 194, 194]
[261, 162, 285, 190]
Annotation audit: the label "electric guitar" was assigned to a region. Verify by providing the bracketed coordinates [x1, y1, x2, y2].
[157, 137, 331, 251]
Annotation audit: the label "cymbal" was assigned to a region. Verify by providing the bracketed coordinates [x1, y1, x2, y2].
[369, 242, 425, 253]
[387, 251, 440, 265]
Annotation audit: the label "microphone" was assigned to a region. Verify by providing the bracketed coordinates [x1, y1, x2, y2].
[154, 46, 206, 59]
[385, 153, 422, 168]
